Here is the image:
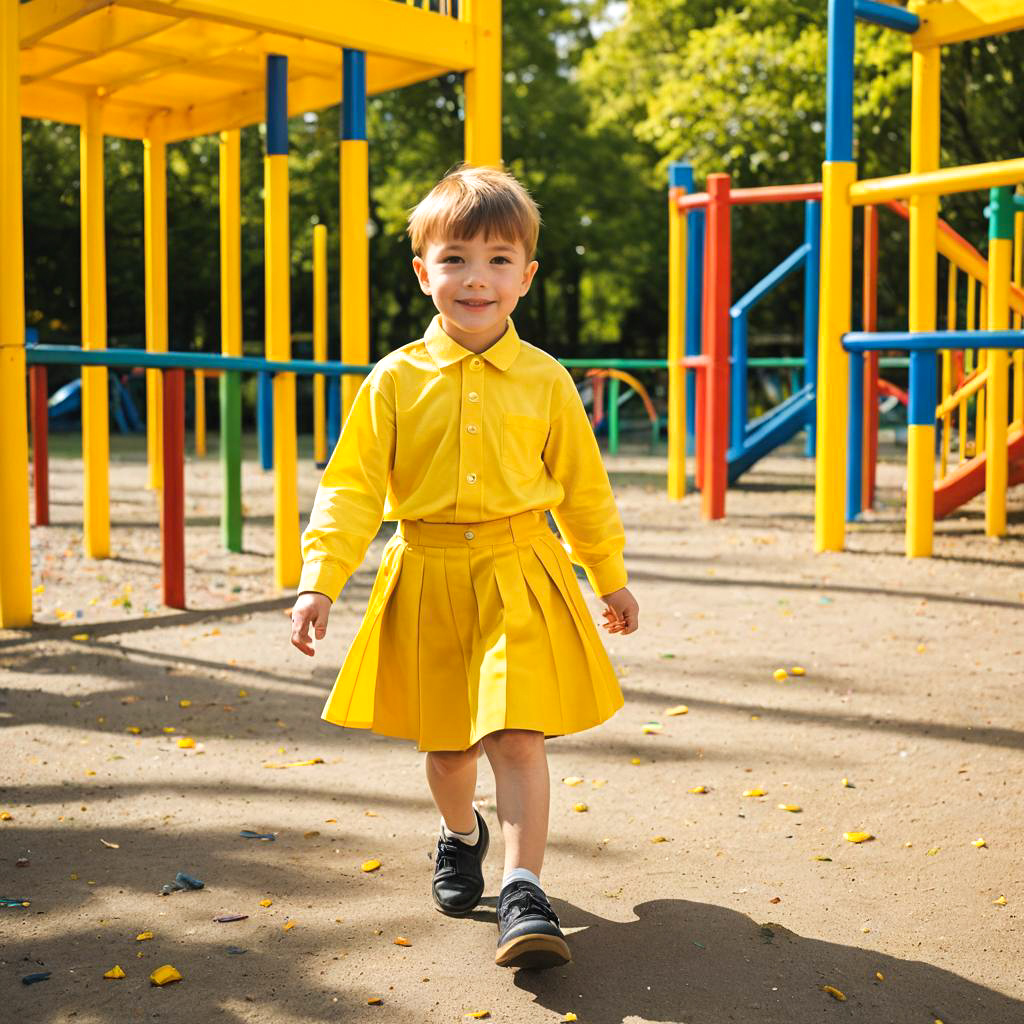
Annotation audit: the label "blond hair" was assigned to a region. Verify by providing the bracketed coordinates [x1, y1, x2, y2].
[407, 165, 541, 258]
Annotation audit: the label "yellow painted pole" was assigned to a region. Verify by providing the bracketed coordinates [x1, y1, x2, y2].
[976, 347, 987, 454]
[0, 0, 33, 627]
[905, 45, 939, 559]
[667, 187, 687, 502]
[313, 222, 327, 465]
[814, 161, 855, 552]
[463, 0, 502, 167]
[194, 369, 206, 456]
[985, 189, 1013, 537]
[941, 262, 955, 477]
[265, 56, 300, 589]
[963, 273, 975, 457]
[340, 139, 368, 421]
[81, 97, 110, 560]
[1014, 208, 1023, 429]
[219, 130, 242, 360]
[144, 133, 167, 491]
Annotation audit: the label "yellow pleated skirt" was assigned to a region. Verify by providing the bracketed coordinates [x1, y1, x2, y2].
[321, 509, 624, 751]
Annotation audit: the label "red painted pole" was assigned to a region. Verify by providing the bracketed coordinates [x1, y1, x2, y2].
[862, 205, 879, 511]
[161, 368, 186, 609]
[29, 365, 49, 526]
[702, 173, 731, 520]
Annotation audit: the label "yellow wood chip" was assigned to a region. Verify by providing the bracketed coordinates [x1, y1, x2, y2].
[630, 757, 642, 765]
[777, 804, 801, 813]
[562, 776, 584, 786]
[126, 727, 141, 735]
[641, 722, 662, 734]
[362, 859, 382, 872]
[926, 846, 940, 856]
[103, 965, 126, 979]
[573, 803, 588, 813]
[394, 937, 412, 946]
[843, 831, 873, 843]
[742, 789, 766, 798]
[875, 971, 884, 981]
[650, 836, 668, 843]
[993, 895, 1007, 906]
[72, 633, 90, 641]
[822, 985, 846, 1001]
[136, 931, 154, 941]
[149, 965, 182, 986]
[790, 666, 806, 676]
[972, 837, 987, 848]
[562, 1015, 578, 1023]
[688, 785, 707, 794]
[466, 1013, 490, 1020]
[238, 689, 249, 698]
[283, 920, 296, 931]
[303, 831, 320, 839]
[258, 899, 273, 907]
[100, 838, 120, 849]
[178, 699, 192, 708]
[773, 668, 788, 682]
[591, 778, 608, 787]
[665, 705, 689, 716]
[177, 737, 195, 749]
[367, 997, 383, 1005]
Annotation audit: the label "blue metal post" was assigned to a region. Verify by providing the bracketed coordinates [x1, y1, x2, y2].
[908, 351, 938, 426]
[258, 371, 273, 470]
[683, 166, 705, 457]
[826, 0, 855, 164]
[327, 379, 340, 453]
[803, 199, 821, 456]
[846, 351, 864, 520]
[730, 312, 748, 452]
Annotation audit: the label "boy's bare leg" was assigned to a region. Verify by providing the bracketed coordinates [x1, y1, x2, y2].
[481, 729, 549, 878]
[425, 744, 481, 834]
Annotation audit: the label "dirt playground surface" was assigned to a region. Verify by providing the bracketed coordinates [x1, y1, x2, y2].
[2, 441, 1023, 1024]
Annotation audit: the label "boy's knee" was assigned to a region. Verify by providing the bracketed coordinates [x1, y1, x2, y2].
[426, 743, 481, 775]
[482, 728, 545, 764]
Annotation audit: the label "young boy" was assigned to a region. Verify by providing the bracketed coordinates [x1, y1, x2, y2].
[290, 165, 639, 969]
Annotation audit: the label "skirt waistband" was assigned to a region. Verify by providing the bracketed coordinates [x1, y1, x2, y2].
[398, 509, 550, 548]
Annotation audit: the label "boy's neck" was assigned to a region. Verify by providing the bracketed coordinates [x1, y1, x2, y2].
[438, 315, 508, 354]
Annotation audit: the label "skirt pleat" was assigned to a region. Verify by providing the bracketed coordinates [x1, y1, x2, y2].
[320, 510, 623, 751]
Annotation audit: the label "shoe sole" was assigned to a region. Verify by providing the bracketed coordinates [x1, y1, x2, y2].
[495, 933, 571, 969]
[430, 824, 489, 918]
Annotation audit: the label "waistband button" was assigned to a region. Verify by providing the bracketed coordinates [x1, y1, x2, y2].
[464, 530, 475, 540]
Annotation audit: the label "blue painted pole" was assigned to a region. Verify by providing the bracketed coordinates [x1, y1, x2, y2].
[730, 312, 748, 452]
[803, 199, 822, 456]
[327, 379, 340, 453]
[846, 351, 864, 521]
[685, 202, 705, 457]
[826, 0, 855, 164]
[258, 371, 273, 470]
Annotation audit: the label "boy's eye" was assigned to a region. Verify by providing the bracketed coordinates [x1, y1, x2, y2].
[440, 255, 463, 264]
[491, 256, 511, 264]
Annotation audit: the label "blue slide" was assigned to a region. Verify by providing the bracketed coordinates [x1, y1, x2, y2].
[48, 375, 144, 433]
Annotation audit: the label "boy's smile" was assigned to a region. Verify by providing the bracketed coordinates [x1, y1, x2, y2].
[413, 232, 539, 353]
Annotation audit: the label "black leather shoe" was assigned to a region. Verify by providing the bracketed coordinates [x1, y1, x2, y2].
[431, 810, 489, 917]
[494, 879, 571, 969]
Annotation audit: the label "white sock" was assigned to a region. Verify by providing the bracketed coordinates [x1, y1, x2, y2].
[502, 867, 541, 889]
[441, 815, 480, 847]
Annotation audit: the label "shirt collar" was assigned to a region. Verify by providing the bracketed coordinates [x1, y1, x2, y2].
[423, 314, 521, 372]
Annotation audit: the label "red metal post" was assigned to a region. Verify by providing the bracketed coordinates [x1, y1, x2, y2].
[702, 173, 731, 520]
[29, 365, 49, 526]
[161, 368, 186, 609]
[862, 206, 879, 510]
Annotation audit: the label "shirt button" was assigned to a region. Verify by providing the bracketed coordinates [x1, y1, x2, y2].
[469, 357, 483, 370]
[466, 472, 478, 484]
[466, 424, 478, 434]
[464, 530, 475, 540]
[467, 391, 480, 403]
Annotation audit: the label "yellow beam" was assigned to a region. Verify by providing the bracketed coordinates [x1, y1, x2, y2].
[21, 79, 152, 138]
[81, 96, 110, 559]
[115, 0, 474, 69]
[912, 0, 1024, 48]
[464, 0, 500, 166]
[18, 0, 111, 47]
[0, 0, 33, 628]
[850, 157, 1024, 206]
[144, 131, 167, 491]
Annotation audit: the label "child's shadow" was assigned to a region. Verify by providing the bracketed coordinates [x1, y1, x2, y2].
[510, 898, 1022, 1024]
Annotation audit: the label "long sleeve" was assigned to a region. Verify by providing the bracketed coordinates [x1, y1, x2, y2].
[544, 386, 628, 597]
[298, 371, 396, 602]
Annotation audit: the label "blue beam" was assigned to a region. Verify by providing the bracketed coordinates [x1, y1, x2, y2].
[854, 0, 919, 33]
[730, 242, 810, 318]
[845, 330, 1024, 352]
[265, 55, 288, 156]
[341, 49, 367, 141]
[826, 0, 855, 162]
[728, 384, 815, 483]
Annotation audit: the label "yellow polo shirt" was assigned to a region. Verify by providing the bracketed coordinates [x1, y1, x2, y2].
[298, 315, 628, 601]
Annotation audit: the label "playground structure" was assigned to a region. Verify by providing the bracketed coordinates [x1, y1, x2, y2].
[0, 0, 501, 628]
[665, 0, 1024, 555]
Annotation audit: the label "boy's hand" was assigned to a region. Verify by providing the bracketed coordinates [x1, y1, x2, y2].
[599, 586, 639, 635]
[290, 591, 332, 656]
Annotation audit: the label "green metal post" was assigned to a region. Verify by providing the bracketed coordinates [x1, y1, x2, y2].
[608, 377, 620, 455]
[220, 370, 243, 552]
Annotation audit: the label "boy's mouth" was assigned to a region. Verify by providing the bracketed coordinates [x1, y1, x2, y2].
[456, 299, 495, 309]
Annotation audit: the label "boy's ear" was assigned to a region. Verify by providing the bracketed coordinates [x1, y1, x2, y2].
[412, 255, 432, 296]
[519, 259, 539, 296]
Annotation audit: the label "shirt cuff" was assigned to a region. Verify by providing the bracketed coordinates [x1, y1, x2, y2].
[582, 553, 628, 598]
[297, 561, 346, 604]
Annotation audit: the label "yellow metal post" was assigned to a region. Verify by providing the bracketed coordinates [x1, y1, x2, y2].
[463, 0, 502, 167]
[1014, 207, 1023, 429]
[219, 130, 242, 360]
[814, 161, 855, 552]
[941, 262, 955, 477]
[667, 185, 687, 501]
[265, 56, 300, 589]
[313, 222, 328, 465]
[194, 370, 206, 456]
[81, 97, 110, 560]
[144, 133, 168, 491]
[0, 0, 33, 627]
[340, 140, 368, 421]
[905, 45, 940, 559]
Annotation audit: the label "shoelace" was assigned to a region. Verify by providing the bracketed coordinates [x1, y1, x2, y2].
[499, 885, 559, 926]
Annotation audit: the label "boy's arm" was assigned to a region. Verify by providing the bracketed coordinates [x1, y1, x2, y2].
[543, 382, 628, 598]
[298, 371, 396, 602]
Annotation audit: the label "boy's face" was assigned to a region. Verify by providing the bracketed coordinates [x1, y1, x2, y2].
[413, 231, 538, 349]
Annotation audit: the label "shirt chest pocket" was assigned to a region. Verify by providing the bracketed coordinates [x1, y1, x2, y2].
[500, 413, 549, 480]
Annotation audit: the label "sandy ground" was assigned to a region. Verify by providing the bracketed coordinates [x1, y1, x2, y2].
[2, 437, 1023, 1024]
